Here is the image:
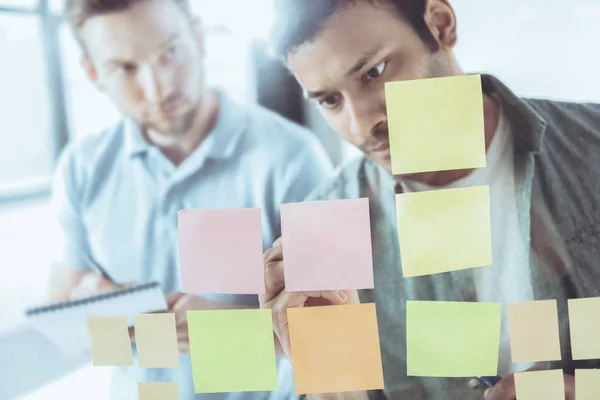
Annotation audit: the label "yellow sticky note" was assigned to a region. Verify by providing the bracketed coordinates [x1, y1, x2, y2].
[138, 382, 179, 400]
[507, 300, 561, 363]
[396, 186, 492, 277]
[575, 369, 600, 400]
[406, 301, 501, 377]
[385, 74, 486, 175]
[514, 370, 565, 400]
[134, 313, 179, 368]
[187, 309, 278, 393]
[87, 316, 133, 366]
[568, 297, 600, 360]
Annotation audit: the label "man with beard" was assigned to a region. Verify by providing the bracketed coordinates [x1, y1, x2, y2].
[261, 1, 600, 399]
[48, 0, 333, 398]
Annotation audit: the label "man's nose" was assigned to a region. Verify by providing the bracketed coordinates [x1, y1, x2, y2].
[138, 65, 162, 103]
[346, 95, 387, 140]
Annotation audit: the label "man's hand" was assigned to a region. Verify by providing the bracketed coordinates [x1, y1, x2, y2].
[259, 237, 359, 360]
[70, 273, 131, 299]
[128, 292, 219, 354]
[483, 369, 575, 400]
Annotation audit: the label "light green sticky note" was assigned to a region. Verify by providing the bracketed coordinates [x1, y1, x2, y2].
[187, 309, 278, 393]
[385, 74, 486, 175]
[407, 301, 501, 377]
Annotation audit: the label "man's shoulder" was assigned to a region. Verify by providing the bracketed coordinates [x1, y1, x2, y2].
[524, 97, 600, 133]
[55, 120, 127, 182]
[240, 99, 322, 150]
[307, 155, 379, 201]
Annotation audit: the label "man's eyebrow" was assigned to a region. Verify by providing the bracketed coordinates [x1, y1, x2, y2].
[158, 32, 181, 49]
[304, 89, 328, 99]
[344, 45, 384, 77]
[304, 45, 384, 99]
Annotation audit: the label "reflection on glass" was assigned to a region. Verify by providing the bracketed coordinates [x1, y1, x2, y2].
[0, 0, 38, 9]
[0, 14, 53, 189]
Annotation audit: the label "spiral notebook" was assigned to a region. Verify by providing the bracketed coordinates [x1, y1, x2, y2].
[25, 282, 168, 355]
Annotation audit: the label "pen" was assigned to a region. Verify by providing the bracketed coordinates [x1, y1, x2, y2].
[86, 254, 115, 283]
[478, 376, 502, 388]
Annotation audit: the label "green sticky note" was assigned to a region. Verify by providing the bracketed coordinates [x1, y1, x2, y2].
[187, 309, 278, 393]
[407, 301, 501, 377]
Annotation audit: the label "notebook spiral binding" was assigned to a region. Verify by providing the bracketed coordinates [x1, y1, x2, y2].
[25, 282, 159, 317]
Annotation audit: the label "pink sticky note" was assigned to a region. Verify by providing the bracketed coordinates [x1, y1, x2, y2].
[281, 198, 374, 292]
[178, 208, 265, 294]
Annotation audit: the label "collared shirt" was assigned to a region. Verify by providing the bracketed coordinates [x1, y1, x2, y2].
[307, 75, 600, 399]
[51, 91, 334, 400]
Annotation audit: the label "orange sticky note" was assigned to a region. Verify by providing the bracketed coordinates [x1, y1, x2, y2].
[134, 313, 179, 368]
[575, 369, 600, 400]
[281, 199, 374, 292]
[138, 382, 179, 400]
[87, 316, 133, 366]
[568, 297, 600, 360]
[514, 370, 565, 400]
[287, 303, 384, 394]
[507, 300, 561, 363]
[178, 208, 265, 294]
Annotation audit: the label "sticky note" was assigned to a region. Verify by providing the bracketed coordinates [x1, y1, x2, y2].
[514, 370, 565, 400]
[406, 301, 501, 377]
[287, 303, 384, 394]
[138, 382, 179, 400]
[280, 198, 374, 292]
[396, 186, 492, 277]
[178, 208, 264, 294]
[134, 313, 179, 368]
[87, 316, 133, 366]
[568, 297, 600, 360]
[385, 74, 486, 175]
[507, 300, 561, 363]
[187, 309, 278, 393]
[575, 369, 600, 400]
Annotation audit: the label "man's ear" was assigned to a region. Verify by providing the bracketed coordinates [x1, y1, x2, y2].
[80, 56, 104, 90]
[423, 0, 458, 51]
[190, 17, 205, 57]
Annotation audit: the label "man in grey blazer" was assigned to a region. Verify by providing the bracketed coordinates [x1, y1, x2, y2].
[261, 1, 600, 399]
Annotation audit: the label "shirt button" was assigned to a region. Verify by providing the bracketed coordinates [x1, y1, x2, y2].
[467, 378, 483, 390]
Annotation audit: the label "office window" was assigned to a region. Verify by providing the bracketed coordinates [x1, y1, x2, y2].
[0, 15, 54, 193]
[1, 0, 38, 8]
[59, 23, 121, 142]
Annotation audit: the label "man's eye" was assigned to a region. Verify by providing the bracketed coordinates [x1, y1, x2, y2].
[365, 61, 386, 80]
[164, 46, 179, 61]
[117, 64, 137, 75]
[318, 94, 341, 109]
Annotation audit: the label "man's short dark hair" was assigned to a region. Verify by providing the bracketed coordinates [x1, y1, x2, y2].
[65, 0, 192, 48]
[270, 0, 439, 58]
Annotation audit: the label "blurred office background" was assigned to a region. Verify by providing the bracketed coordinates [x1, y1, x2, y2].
[0, 0, 598, 398]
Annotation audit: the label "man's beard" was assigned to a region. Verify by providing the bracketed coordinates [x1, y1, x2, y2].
[144, 97, 201, 136]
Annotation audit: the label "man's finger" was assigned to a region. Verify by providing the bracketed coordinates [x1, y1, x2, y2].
[166, 292, 185, 308]
[484, 374, 516, 400]
[128, 327, 135, 342]
[264, 259, 285, 296]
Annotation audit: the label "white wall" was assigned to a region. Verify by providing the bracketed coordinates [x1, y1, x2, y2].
[452, 0, 600, 102]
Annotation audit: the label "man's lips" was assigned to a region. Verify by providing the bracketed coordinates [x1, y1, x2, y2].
[369, 142, 390, 153]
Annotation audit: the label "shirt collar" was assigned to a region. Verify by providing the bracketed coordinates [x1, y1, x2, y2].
[124, 118, 151, 158]
[204, 90, 247, 160]
[123, 90, 247, 161]
[481, 74, 547, 154]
